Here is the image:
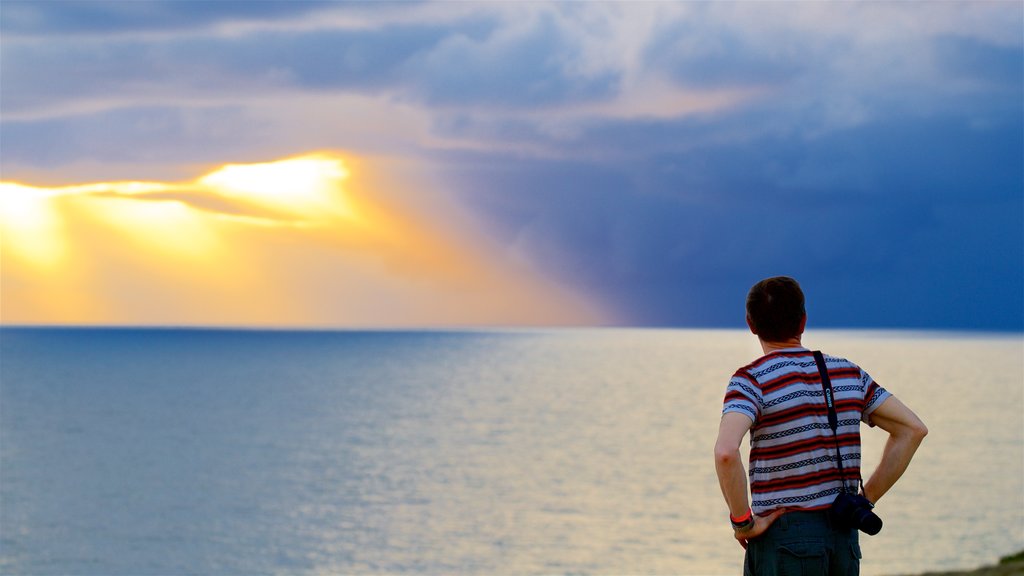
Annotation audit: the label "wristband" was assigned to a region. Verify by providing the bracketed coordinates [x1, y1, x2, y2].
[729, 508, 753, 529]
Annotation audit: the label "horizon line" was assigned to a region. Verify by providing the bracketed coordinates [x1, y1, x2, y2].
[1, 323, 1021, 335]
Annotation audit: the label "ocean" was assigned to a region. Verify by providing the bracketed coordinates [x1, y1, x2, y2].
[0, 328, 1021, 575]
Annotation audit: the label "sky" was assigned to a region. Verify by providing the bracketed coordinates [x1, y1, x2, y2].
[1, 1, 1021, 330]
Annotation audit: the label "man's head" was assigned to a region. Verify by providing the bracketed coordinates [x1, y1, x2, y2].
[746, 276, 806, 342]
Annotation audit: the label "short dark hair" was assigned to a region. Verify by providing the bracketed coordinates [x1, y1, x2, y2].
[746, 276, 806, 342]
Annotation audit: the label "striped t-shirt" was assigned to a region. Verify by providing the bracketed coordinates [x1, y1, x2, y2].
[722, 347, 891, 515]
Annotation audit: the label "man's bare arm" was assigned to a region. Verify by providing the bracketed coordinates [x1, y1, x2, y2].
[714, 412, 784, 548]
[714, 412, 754, 518]
[862, 396, 928, 504]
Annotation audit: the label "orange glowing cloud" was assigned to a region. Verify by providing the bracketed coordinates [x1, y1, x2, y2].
[0, 153, 607, 327]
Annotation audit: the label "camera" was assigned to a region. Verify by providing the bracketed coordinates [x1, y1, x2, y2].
[830, 492, 883, 535]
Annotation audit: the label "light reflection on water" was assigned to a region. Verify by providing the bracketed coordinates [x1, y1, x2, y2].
[0, 328, 1020, 575]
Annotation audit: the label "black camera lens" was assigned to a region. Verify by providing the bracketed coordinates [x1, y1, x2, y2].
[830, 493, 883, 535]
[852, 505, 883, 535]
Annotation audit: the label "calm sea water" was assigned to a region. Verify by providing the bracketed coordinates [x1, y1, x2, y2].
[0, 328, 1021, 575]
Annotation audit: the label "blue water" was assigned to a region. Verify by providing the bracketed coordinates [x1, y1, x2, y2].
[1, 328, 1021, 575]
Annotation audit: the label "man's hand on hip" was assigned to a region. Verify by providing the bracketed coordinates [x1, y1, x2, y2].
[733, 509, 785, 549]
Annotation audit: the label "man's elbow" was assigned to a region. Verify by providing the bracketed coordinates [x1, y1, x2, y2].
[898, 418, 928, 445]
[714, 444, 740, 467]
[911, 420, 929, 443]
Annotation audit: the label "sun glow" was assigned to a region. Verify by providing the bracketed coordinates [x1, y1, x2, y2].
[199, 155, 355, 221]
[0, 183, 68, 270]
[1, 152, 604, 327]
[82, 196, 224, 261]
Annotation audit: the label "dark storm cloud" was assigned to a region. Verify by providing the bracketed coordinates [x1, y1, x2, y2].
[444, 108, 1023, 330]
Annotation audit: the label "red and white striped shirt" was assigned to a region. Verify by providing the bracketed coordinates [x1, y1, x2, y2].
[723, 347, 891, 515]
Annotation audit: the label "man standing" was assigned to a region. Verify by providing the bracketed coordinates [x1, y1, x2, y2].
[714, 277, 928, 575]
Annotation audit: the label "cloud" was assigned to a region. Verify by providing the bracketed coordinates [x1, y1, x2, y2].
[1, 1, 1020, 329]
[0, 0, 332, 36]
[1, 106, 258, 168]
[0, 3, 733, 123]
[397, 7, 620, 108]
[935, 34, 1024, 90]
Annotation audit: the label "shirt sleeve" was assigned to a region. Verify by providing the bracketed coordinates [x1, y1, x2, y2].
[723, 371, 762, 424]
[860, 367, 892, 427]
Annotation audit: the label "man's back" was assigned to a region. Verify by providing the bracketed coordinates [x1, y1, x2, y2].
[724, 348, 891, 515]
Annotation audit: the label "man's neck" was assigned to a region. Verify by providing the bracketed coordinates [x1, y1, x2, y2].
[760, 337, 803, 355]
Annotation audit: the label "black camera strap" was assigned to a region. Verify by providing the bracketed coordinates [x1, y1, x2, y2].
[813, 350, 852, 494]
